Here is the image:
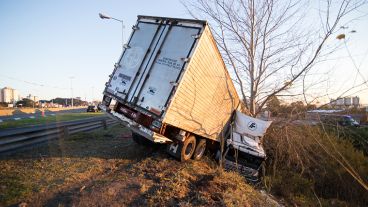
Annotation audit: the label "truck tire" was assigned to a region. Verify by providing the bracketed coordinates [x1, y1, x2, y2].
[166, 135, 196, 161]
[132, 132, 152, 146]
[181, 135, 196, 161]
[192, 139, 206, 160]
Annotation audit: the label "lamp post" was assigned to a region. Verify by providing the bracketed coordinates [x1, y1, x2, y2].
[99, 13, 125, 49]
[69, 76, 74, 108]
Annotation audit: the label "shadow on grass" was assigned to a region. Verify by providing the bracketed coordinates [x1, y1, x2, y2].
[11, 109, 28, 116]
[0, 125, 159, 161]
[0, 125, 165, 206]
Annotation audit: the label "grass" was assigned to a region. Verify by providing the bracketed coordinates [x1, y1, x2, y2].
[2, 119, 367, 206]
[54, 153, 279, 207]
[0, 125, 133, 206]
[4, 118, 367, 206]
[0, 112, 104, 129]
[263, 123, 368, 206]
[121, 155, 279, 207]
[324, 124, 368, 155]
[0, 124, 279, 207]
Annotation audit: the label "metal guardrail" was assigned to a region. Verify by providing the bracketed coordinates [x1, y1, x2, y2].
[0, 116, 118, 153]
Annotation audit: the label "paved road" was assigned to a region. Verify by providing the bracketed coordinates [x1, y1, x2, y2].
[0, 108, 87, 122]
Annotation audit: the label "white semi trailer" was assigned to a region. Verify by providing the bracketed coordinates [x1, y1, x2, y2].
[99, 16, 270, 180]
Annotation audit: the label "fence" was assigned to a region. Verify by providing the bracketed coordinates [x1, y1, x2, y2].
[0, 117, 118, 153]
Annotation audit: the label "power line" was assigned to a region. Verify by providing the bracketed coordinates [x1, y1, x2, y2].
[344, 40, 368, 88]
[0, 75, 68, 90]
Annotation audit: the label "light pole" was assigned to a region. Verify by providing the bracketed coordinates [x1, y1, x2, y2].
[99, 13, 125, 49]
[69, 76, 74, 107]
[92, 86, 95, 103]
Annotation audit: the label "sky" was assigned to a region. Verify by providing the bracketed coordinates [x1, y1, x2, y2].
[0, 0, 188, 102]
[0, 0, 367, 104]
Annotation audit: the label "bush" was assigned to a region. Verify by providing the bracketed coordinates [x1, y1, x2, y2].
[263, 123, 368, 206]
[324, 125, 368, 155]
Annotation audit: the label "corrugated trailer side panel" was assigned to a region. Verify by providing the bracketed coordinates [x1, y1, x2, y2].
[163, 25, 240, 141]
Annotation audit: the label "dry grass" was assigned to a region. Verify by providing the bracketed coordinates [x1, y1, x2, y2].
[9, 120, 366, 207]
[0, 124, 279, 207]
[66, 154, 279, 207]
[263, 122, 368, 206]
[0, 125, 136, 206]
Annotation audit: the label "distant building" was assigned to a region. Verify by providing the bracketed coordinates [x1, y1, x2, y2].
[336, 98, 344, 106]
[26, 94, 39, 102]
[39, 100, 63, 108]
[352, 96, 360, 107]
[1, 87, 20, 103]
[330, 96, 360, 108]
[0, 89, 3, 102]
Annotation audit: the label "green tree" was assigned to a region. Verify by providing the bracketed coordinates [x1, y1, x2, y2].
[266, 95, 281, 116]
[16, 98, 35, 107]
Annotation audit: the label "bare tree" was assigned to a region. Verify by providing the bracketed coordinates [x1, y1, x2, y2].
[185, 0, 367, 116]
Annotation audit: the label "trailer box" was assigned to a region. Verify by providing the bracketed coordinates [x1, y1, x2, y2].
[99, 15, 240, 160]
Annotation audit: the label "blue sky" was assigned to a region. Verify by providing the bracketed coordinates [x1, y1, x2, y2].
[0, 0, 188, 101]
[0, 1, 367, 104]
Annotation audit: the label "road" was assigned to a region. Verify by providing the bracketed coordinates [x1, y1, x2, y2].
[0, 108, 87, 122]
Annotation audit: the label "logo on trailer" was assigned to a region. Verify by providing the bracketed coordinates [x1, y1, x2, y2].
[247, 121, 257, 131]
[123, 47, 143, 69]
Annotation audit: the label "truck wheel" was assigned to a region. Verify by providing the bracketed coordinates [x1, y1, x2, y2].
[132, 132, 152, 146]
[166, 135, 197, 161]
[181, 135, 196, 161]
[192, 139, 206, 160]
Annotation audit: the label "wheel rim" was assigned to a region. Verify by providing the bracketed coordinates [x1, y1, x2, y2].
[196, 144, 205, 158]
[185, 143, 193, 156]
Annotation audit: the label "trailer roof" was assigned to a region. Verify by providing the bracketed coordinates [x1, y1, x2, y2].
[138, 15, 207, 25]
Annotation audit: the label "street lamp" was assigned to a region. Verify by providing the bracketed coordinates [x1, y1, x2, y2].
[99, 13, 125, 49]
[69, 76, 74, 108]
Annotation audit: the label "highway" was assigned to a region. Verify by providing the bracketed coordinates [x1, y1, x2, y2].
[0, 108, 87, 122]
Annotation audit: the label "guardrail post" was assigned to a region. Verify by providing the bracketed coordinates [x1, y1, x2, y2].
[0, 117, 116, 153]
[102, 120, 107, 130]
[62, 126, 69, 138]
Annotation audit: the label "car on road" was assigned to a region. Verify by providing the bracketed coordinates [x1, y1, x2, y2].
[339, 115, 360, 127]
[86, 105, 99, 112]
[321, 114, 360, 127]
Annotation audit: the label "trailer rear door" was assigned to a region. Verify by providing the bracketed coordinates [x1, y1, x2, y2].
[106, 22, 164, 99]
[132, 25, 200, 115]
